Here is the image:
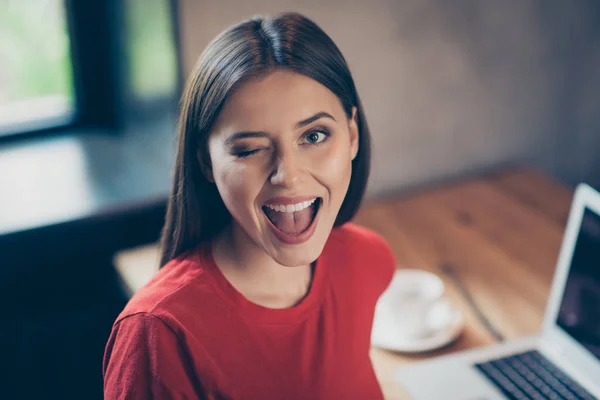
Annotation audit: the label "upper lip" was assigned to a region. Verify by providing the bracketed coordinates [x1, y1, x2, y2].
[263, 196, 320, 206]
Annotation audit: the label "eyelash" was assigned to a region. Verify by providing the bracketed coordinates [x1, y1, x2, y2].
[232, 128, 331, 159]
[234, 149, 261, 158]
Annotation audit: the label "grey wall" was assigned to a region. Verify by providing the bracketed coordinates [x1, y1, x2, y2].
[177, 0, 600, 198]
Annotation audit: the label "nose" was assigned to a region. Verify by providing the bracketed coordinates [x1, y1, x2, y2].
[269, 148, 301, 188]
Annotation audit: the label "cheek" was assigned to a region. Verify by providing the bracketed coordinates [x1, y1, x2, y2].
[311, 139, 353, 196]
[214, 162, 263, 215]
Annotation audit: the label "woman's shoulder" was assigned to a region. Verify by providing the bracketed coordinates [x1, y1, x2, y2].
[114, 248, 212, 328]
[327, 223, 392, 255]
[326, 223, 396, 282]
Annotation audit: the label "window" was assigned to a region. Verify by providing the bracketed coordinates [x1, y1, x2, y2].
[0, 0, 75, 136]
[126, 0, 178, 101]
[0, 0, 180, 138]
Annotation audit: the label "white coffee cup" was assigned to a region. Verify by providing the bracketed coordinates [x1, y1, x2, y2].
[379, 269, 452, 339]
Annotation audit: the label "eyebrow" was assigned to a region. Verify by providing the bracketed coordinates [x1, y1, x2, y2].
[224, 131, 269, 146]
[295, 111, 336, 128]
[224, 112, 336, 146]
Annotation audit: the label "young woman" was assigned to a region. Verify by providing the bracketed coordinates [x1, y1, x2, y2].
[103, 12, 396, 399]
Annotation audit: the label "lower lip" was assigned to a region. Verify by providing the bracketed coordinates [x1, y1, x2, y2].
[263, 201, 321, 245]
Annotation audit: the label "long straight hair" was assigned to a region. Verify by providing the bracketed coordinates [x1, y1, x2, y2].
[159, 13, 371, 267]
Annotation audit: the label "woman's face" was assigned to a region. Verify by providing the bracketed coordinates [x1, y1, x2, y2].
[206, 70, 359, 267]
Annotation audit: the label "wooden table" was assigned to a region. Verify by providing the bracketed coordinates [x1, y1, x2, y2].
[353, 167, 574, 400]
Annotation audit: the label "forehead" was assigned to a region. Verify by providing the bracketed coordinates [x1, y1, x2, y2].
[212, 70, 345, 133]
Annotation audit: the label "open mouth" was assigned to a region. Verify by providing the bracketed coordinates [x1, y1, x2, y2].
[261, 197, 322, 236]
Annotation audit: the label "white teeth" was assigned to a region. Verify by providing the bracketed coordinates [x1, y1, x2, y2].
[265, 198, 318, 213]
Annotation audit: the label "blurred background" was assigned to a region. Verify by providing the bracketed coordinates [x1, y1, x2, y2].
[0, 0, 599, 399]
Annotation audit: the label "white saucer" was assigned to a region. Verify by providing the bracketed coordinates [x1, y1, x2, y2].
[371, 300, 464, 353]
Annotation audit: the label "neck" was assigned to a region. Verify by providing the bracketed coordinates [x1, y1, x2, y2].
[212, 223, 314, 309]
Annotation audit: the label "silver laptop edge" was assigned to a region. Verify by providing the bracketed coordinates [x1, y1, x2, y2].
[539, 183, 600, 396]
[396, 183, 600, 399]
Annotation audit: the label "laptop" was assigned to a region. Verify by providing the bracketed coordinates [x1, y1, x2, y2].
[396, 183, 600, 400]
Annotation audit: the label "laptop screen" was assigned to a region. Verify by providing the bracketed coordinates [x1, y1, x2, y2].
[556, 207, 600, 360]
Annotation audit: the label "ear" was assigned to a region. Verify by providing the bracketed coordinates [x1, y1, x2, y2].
[197, 147, 215, 183]
[349, 107, 359, 161]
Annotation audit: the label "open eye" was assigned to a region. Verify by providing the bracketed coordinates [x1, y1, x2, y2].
[301, 129, 329, 145]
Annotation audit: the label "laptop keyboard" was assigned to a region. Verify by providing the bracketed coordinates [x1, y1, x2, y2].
[475, 350, 597, 400]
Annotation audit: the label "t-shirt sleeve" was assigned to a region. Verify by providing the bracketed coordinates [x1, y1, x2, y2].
[103, 313, 203, 399]
[370, 233, 397, 295]
[341, 224, 397, 296]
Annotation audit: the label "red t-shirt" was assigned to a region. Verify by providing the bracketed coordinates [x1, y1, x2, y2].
[103, 223, 396, 399]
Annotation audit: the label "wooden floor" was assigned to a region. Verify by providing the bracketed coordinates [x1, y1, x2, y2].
[114, 167, 574, 399]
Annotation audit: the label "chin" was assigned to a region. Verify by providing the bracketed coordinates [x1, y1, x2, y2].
[268, 240, 327, 267]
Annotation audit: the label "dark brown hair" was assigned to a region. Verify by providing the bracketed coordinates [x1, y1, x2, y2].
[159, 12, 371, 267]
